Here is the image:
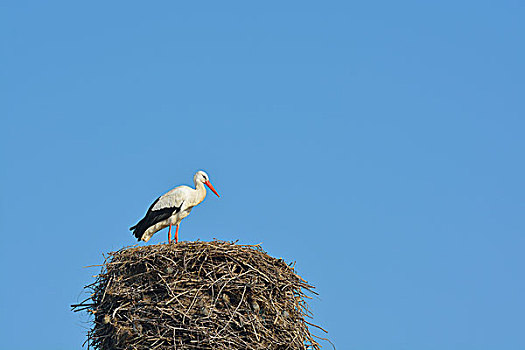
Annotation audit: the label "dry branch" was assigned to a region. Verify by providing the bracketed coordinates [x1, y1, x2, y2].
[72, 240, 326, 349]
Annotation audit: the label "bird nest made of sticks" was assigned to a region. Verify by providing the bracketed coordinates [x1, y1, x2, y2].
[72, 241, 328, 349]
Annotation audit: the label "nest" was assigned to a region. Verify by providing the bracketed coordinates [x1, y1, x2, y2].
[72, 241, 327, 349]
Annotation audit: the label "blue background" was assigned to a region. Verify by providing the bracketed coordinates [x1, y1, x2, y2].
[1, 1, 524, 349]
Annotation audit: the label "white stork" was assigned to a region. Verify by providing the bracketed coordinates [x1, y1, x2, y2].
[130, 170, 220, 243]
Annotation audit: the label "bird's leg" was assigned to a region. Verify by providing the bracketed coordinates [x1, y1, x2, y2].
[175, 224, 179, 243]
[168, 224, 172, 244]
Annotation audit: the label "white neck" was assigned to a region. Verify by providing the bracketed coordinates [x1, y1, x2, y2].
[192, 180, 207, 205]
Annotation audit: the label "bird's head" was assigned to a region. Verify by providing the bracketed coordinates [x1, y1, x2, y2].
[195, 170, 220, 197]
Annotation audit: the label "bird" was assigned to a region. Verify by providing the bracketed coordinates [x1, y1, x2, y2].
[130, 170, 220, 243]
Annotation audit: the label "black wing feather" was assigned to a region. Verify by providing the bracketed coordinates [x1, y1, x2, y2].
[130, 197, 183, 241]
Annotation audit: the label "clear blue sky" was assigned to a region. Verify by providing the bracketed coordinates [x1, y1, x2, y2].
[1, 1, 524, 349]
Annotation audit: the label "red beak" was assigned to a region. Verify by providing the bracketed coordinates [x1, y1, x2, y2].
[204, 180, 220, 197]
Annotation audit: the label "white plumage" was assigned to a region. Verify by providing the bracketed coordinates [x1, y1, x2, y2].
[130, 170, 220, 243]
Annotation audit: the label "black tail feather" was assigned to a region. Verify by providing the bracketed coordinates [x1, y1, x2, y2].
[130, 219, 147, 241]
